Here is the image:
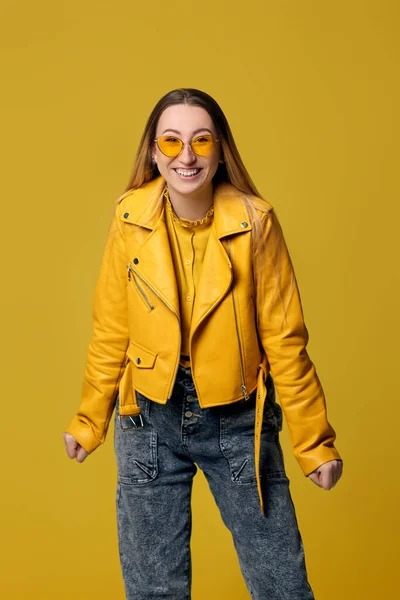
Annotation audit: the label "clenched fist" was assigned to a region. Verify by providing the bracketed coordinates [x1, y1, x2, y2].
[63, 432, 89, 463]
[307, 459, 343, 489]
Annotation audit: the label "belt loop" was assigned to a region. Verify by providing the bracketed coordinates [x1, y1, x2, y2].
[117, 363, 143, 419]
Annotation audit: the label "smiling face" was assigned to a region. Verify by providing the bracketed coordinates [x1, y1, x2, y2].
[152, 104, 221, 198]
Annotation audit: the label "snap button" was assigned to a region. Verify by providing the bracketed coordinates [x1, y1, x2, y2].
[186, 395, 195, 402]
[123, 212, 130, 218]
[186, 296, 192, 302]
[136, 357, 141, 364]
[185, 410, 193, 418]
[133, 258, 139, 264]
[241, 221, 248, 228]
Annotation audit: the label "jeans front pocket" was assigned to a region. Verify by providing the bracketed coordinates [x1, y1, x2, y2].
[114, 391, 158, 485]
[219, 377, 288, 485]
[219, 390, 259, 484]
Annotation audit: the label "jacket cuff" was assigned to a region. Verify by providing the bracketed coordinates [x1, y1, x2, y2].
[296, 445, 343, 477]
[64, 415, 104, 454]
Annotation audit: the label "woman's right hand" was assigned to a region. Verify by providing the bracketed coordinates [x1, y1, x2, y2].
[63, 432, 89, 463]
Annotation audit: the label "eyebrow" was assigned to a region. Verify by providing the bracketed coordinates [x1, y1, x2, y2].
[161, 128, 213, 136]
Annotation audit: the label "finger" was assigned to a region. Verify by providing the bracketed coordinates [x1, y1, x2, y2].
[327, 465, 341, 489]
[329, 461, 342, 487]
[320, 467, 332, 490]
[76, 446, 89, 463]
[63, 433, 78, 459]
[308, 472, 324, 488]
[331, 466, 339, 486]
[334, 463, 343, 486]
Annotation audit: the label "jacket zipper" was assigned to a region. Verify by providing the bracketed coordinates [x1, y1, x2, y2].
[126, 265, 155, 310]
[227, 238, 249, 401]
[126, 262, 181, 400]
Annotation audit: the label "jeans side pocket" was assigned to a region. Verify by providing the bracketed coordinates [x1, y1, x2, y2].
[114, 392, 158, 485]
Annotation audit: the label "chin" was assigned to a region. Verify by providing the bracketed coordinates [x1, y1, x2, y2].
[180, 183, 208, 196]
[167, 177, 206, 195]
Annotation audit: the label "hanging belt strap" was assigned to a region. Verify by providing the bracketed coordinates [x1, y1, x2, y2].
[255, 356, 270, 515]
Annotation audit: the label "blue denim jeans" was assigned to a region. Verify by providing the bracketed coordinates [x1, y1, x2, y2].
[114, 365, 315, 600]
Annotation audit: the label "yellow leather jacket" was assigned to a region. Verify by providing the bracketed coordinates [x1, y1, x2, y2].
[65, 176, 341, 513]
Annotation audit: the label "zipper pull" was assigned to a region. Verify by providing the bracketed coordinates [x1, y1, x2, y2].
[126, 264, 132, 281]
[242, 384, 250, 401]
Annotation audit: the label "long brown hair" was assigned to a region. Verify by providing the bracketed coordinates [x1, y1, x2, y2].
[115, 88, 295, 329]
[123, 88, 261, 194]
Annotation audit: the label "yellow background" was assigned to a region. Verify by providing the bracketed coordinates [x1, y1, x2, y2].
[1, 1, 399, 598]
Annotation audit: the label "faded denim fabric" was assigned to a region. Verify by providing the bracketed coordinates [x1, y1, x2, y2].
[114, 366, 315, 600]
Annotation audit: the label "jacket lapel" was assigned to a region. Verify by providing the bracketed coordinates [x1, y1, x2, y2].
[134, 217, 180, 318]
[121, 177, 255, 327]
[121, 177, 180, 319]
[190, 182, 253, 336]
[190, 223, 233, 336]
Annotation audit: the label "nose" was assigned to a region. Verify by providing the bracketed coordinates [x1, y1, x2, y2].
[178, 142, 197, 165]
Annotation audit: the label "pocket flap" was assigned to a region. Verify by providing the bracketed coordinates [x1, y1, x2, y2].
[127, 340, 157, 369]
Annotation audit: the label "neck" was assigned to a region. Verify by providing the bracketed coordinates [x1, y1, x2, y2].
[166, 183, 214, 220]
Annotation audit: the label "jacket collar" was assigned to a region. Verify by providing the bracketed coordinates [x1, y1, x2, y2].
[120, 175, 252, 237]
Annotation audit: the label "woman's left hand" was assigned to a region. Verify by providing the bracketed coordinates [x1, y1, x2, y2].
[307, 459, 343, 490]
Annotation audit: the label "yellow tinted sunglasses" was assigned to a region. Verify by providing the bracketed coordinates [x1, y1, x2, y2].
[154, 134, 219, 158]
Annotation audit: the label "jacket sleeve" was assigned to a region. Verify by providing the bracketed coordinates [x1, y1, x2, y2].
[255, 208, 342, 476]
[65, 201, 130, 453]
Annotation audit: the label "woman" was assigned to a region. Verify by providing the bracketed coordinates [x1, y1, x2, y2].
[63, 88, 343, 599]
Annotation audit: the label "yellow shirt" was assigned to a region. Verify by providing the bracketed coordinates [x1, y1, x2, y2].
[163, 187, 214, 367]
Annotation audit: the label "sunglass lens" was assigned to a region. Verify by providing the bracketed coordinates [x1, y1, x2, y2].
[191, 135, 215, 156]
[157, 136, 182, 157]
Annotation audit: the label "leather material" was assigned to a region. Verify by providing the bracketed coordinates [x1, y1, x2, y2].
[66, 175, 341, 508]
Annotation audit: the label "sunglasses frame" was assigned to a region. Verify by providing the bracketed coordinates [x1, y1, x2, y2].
[154, 134, 220, 158]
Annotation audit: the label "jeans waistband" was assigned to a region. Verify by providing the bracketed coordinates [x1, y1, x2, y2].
[175, 364, 196, 396]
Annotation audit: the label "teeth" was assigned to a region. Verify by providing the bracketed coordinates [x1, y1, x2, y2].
[175, 169, 200, 177]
